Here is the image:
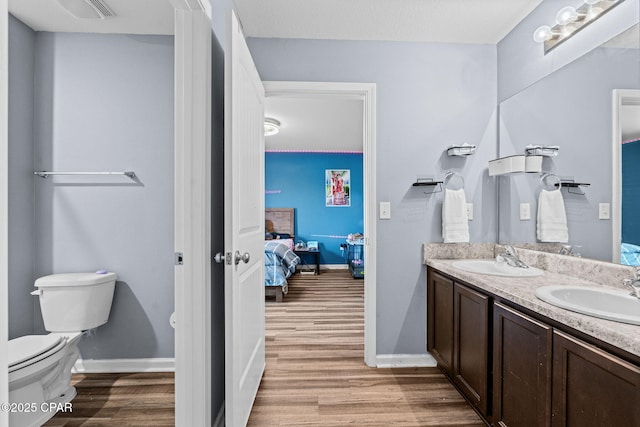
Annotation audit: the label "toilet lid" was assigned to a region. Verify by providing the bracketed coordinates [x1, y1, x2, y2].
[8, 335, 63, 368]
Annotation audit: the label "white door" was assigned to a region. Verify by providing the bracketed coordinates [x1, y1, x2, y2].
[224, 10, 266, 427]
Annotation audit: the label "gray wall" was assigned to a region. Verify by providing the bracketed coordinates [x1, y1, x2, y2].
[7, 24, 176, 359]
[247, 38, 498, 354]
[8, 15, 36, 340]
[33, 32, 175, 359]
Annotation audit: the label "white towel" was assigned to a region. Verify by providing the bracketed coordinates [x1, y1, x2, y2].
[537, 189, 568, 243]
[442, 188, 469, 243]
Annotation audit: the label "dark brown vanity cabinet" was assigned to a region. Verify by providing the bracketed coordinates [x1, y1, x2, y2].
[427, 271, 454, 376]
[453, 282, 490, 416]
[427, 270, 490, 417]
[493, 302, 552, 427]
[551, 330, 640, 427]
[427, 266, 640, 427]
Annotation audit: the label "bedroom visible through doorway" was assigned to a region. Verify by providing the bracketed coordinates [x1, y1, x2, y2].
[262, 81, 377, 366]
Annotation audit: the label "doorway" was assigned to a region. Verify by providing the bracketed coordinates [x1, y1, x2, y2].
[264, 81, 377, 366]
[612, 89, 640, 264]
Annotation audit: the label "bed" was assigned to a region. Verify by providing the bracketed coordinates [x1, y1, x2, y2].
[264, 208, 300, 302]
[621, 242, 640, 266]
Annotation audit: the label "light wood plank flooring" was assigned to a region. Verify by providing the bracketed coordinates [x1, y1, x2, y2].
[45, 269, 483, 426]
[250, 270, 485, 426]
[43, 372, 174, 426]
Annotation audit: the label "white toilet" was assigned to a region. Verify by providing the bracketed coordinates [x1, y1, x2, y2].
[8, 272, 117, 427]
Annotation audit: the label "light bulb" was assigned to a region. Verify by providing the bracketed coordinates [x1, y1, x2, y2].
[533, 26, 553, 43]
[556, 6, 578, 26]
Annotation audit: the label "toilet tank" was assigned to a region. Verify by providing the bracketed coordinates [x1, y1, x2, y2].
[34, 272, 117, 332]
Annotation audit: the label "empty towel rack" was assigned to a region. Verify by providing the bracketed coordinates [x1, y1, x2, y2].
[34, 171, 136, 179]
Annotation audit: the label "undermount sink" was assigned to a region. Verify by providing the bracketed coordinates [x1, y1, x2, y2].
[535, 286, 640, 326]
[452, 259, 544, 277]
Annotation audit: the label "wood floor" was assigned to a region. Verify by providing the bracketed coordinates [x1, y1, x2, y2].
[46, 269, 483, 426]
[249, 269, 485, 426]
[43, 372, 174, 426]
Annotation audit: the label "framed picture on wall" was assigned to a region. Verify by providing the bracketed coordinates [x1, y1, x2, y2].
[326, 169, 351, 207]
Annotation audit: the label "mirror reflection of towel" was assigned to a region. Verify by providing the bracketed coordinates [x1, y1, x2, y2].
[442, 188, 469, 243]
[537, 189, 568, 243]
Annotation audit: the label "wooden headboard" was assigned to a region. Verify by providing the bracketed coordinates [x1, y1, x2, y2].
[265, 208, 295, 236]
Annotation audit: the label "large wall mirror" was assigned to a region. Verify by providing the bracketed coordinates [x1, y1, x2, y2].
[498, 23, 640, 264]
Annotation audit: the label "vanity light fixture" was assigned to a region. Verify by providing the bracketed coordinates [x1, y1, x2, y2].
[264, 118, 281, 136]
[533, 0, 624, 54]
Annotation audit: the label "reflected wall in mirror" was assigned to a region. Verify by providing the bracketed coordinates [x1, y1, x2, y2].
[498, 23, 640, 264]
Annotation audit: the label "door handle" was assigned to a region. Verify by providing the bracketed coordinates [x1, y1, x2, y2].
[213, 252, 226, 264]
[234, 251, 250, 265]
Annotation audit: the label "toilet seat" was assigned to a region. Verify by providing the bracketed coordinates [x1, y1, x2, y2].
[9, 335, 66, 373]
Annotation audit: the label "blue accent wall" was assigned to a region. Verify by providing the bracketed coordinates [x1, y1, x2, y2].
[265, 152, 363, 264]
[622, 140, 640, 245]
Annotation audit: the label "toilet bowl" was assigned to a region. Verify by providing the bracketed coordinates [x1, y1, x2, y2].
[8, 272, 116, 427]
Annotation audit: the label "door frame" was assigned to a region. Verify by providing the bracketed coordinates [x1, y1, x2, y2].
[1, 1, 9, 424]
[612, 89, 640, 264]
[170, 1, 213, 426]
[263, 81, 377, 367]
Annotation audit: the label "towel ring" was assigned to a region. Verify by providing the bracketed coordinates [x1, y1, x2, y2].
[444, 171, 465, 190]
[540, 173, 561, 191]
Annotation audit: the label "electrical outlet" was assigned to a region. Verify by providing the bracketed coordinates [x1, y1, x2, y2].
[466, 203, 473, 220]
[520, 203, 531, 220]
[599, 203, 610, 220]
[380, 202, 391, 219]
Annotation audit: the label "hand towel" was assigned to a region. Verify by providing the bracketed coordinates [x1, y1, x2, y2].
[537, 189, 568, 243]
[442, 188, 469, 243]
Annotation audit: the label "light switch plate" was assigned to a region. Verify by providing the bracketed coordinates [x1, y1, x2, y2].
[380, 202, 391, 219]
[466, 203, 473, 220]
[520, 203, 531, 220]
[599, 203, 610, 220]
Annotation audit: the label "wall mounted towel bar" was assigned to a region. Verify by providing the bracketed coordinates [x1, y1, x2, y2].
[412, 178, 443, 193]
[34, 171, 136, 179]
[554, 180, 590, 195]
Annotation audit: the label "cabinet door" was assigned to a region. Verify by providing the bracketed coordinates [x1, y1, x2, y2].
[453, 283, 490, 416]
[427, 270, 454, 376]
[493, 302, 552, 427]
[552, 330, 640, 427]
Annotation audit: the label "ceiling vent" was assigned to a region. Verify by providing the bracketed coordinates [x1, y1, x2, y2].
[56, 0, 116, 19]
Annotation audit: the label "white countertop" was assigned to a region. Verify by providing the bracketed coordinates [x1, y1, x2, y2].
[426, 258, 640, 360]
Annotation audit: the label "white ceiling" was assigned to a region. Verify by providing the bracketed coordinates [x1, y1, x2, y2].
[8, 0, 174, 35]
[235, 0, 543, 44]
[265, 96, 363, 152]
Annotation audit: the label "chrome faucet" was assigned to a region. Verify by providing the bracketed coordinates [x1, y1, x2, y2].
[496, 245, 529, 269]
[623, 267, 640, 299]
[559, 245, 581, 257]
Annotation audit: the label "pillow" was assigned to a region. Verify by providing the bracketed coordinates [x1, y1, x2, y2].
[279, 238, 295, 251]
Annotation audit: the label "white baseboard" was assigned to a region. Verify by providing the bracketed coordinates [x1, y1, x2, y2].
[376, 353, 437, 368]
[73, 357, 175, 373]
[320, 264, 348, 270]
[213, 401, 225, 427]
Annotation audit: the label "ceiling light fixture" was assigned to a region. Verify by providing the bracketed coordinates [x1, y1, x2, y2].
[533, 0, 623, 54]
[264, 118, 281, 136]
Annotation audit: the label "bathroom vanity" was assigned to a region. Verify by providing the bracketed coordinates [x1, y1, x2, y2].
[424, 246, 640, 427]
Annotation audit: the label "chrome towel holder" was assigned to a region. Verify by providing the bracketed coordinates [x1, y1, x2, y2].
[34, 171, 136, 179]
